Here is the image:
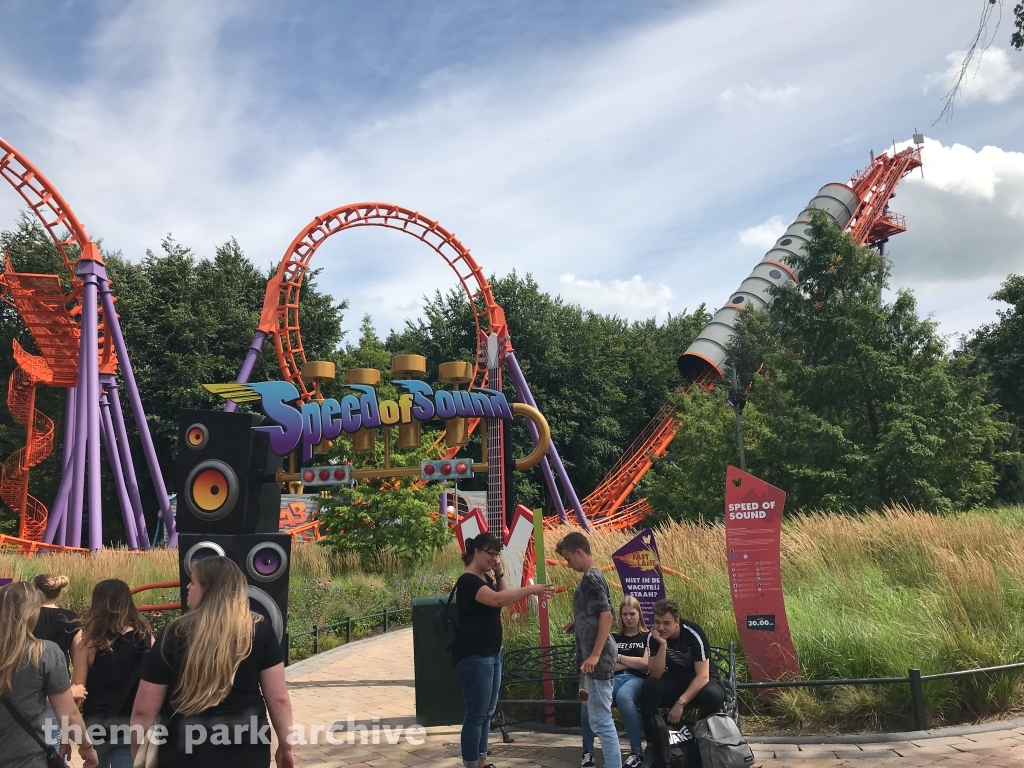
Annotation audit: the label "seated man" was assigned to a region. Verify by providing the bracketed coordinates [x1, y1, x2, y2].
[639, 599, 725, 766]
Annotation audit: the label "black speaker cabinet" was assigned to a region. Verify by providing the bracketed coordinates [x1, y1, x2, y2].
[176, 409, 283, 534]
[178, 533, 291, 651]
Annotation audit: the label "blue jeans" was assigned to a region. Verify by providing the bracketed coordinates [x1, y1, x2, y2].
[580, 676, 622, 768]
[583, 672, 643, 755]
[95, 743, 134, 768]
[454, 654, 502, 768]
[42, 702, 60, 748]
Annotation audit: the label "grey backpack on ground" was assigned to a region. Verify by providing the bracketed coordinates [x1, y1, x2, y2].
[694, 713, 754, 767]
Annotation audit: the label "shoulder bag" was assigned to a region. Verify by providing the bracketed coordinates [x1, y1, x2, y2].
[133, 724, 161, 768]
[1, 696, 68, 768]
[433, 582, 460, 651]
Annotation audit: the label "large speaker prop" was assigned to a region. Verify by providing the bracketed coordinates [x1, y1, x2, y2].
[176, 409, 283, 534]
[178, 533, 291, 653]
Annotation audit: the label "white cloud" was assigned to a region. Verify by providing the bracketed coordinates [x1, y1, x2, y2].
[559, 273, 674, 316]
[0, 0, 1019, 344]
[739, 215, 786, 250]
[925, 48, 1024, 104]
[719, 82, 800, 110]
[885, 138, 1024, 299]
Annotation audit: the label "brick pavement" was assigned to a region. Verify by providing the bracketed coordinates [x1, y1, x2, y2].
[283, 628, 1024, 768]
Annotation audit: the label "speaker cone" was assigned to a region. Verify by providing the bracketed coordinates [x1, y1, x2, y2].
[185, 423, 210, 450]
[182, 540, 226, 577]
[184, 459, 239, 521]
[247, 586, 285, 642]
[246, 542, 289, 583]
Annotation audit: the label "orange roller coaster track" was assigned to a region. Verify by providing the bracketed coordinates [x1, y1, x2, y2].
[232, 204, 507, 457]
[0, 136, 176, 550]
[232, 202, 591, 529]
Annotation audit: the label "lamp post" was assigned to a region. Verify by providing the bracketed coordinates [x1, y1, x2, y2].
[726, 362, 747, 472]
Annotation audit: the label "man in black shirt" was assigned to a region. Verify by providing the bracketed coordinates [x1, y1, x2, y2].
[639, 599, 725, 766]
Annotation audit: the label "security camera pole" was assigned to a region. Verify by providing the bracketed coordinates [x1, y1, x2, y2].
[726, 361, 747, 472]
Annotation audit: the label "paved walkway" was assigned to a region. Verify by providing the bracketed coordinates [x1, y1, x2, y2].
[283, 628, 1024, 767]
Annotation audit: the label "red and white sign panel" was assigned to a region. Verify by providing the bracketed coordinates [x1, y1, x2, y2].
[724, 466, 799, 683]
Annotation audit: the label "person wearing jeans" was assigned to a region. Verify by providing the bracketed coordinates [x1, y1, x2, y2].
[451, 533, 556, 768]
[581, 597, 658, 768]
[557, 532, 621, 768]
[581, 673, 644, 763]
[453, 653, 502, 768]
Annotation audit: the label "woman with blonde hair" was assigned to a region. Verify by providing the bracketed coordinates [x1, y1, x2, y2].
[31, 573, 83, 750]
[73, 579, 154, 768]
[131, 556, 295, 768]
[581, 596, 660, 768]
[0, 581, 97, 768]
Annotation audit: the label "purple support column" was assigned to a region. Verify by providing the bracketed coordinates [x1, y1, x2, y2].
[100, 386, 139, 549]
[504, 353, 566, 520]
[505, 351, 590, 530]
[68, 344, 88, 548]
[43, 387, 77, 544]
[78, 264, 103, 550]
[95, 269, 177, 546]
[107, 379, 150, 548]
[225, 331, 268, 412]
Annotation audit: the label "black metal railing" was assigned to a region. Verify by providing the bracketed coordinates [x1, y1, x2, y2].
[286, 606, 412, 666]
[736, 660, 1024, 731]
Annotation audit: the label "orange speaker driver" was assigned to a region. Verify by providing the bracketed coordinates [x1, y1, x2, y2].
[184, 459, 239, 521]
[185, 423, 209, 450]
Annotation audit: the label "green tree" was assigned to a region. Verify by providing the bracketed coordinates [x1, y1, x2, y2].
[386, 272, 710, 513]
[107, 237, 347, 522]
[640, 386, 767, 523]
[316, 317, 452, 563]
[727, 211, 1004, 512]
[0, 220, 348, 542]
[1013, 2, 1023, 50]
[963, 274, 1024, 501]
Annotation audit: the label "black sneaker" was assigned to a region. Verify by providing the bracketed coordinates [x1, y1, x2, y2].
[581, 751, 596, 768]
[624, 753, 644, 768]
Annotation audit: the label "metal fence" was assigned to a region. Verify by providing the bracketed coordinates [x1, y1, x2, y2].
[736, 660, 1024, 730]
[285, 606, 412, 666]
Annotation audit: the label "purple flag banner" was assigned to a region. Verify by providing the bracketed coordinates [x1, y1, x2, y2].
[612, 527, 666, 628]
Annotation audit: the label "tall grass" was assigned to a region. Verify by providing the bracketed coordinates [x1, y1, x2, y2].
[8, 507, 1024, 730]
[532, 506, 1024, 731]
[0, 548, 180, 610]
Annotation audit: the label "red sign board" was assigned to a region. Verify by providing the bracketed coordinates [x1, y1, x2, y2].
[725, 466, 799, 683]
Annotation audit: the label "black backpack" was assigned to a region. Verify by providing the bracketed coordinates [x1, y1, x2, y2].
[653, 714, 702, 768]
[433, 583, 459, 651]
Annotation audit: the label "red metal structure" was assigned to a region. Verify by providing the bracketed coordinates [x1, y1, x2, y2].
[564, 144, 924, 530]
[0, 136, 176, 550]
[231, 148, 925, 535]
[232, 202, 591, 530]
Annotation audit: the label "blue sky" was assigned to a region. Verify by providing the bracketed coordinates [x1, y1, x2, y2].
[1, 1, 1022, 345]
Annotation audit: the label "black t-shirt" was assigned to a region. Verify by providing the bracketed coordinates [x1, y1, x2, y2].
[83, 631, 152, 722]
[33, 606, 79, 665]
[141, 614, 283, 766]
[660, 620, 719, 687]
[614, 630, 659, 678]
[451, 572, 502, 666]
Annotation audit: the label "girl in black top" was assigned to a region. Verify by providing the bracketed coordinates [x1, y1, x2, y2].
[131, 556, 296, 768]
[31, 573, 82, 750]
[452, 533, 555, 768]
[72, 579, 154, 768]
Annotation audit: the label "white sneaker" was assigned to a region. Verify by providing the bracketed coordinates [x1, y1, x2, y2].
[581, 751, 596, 768]
[624, 753, 644, 768]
